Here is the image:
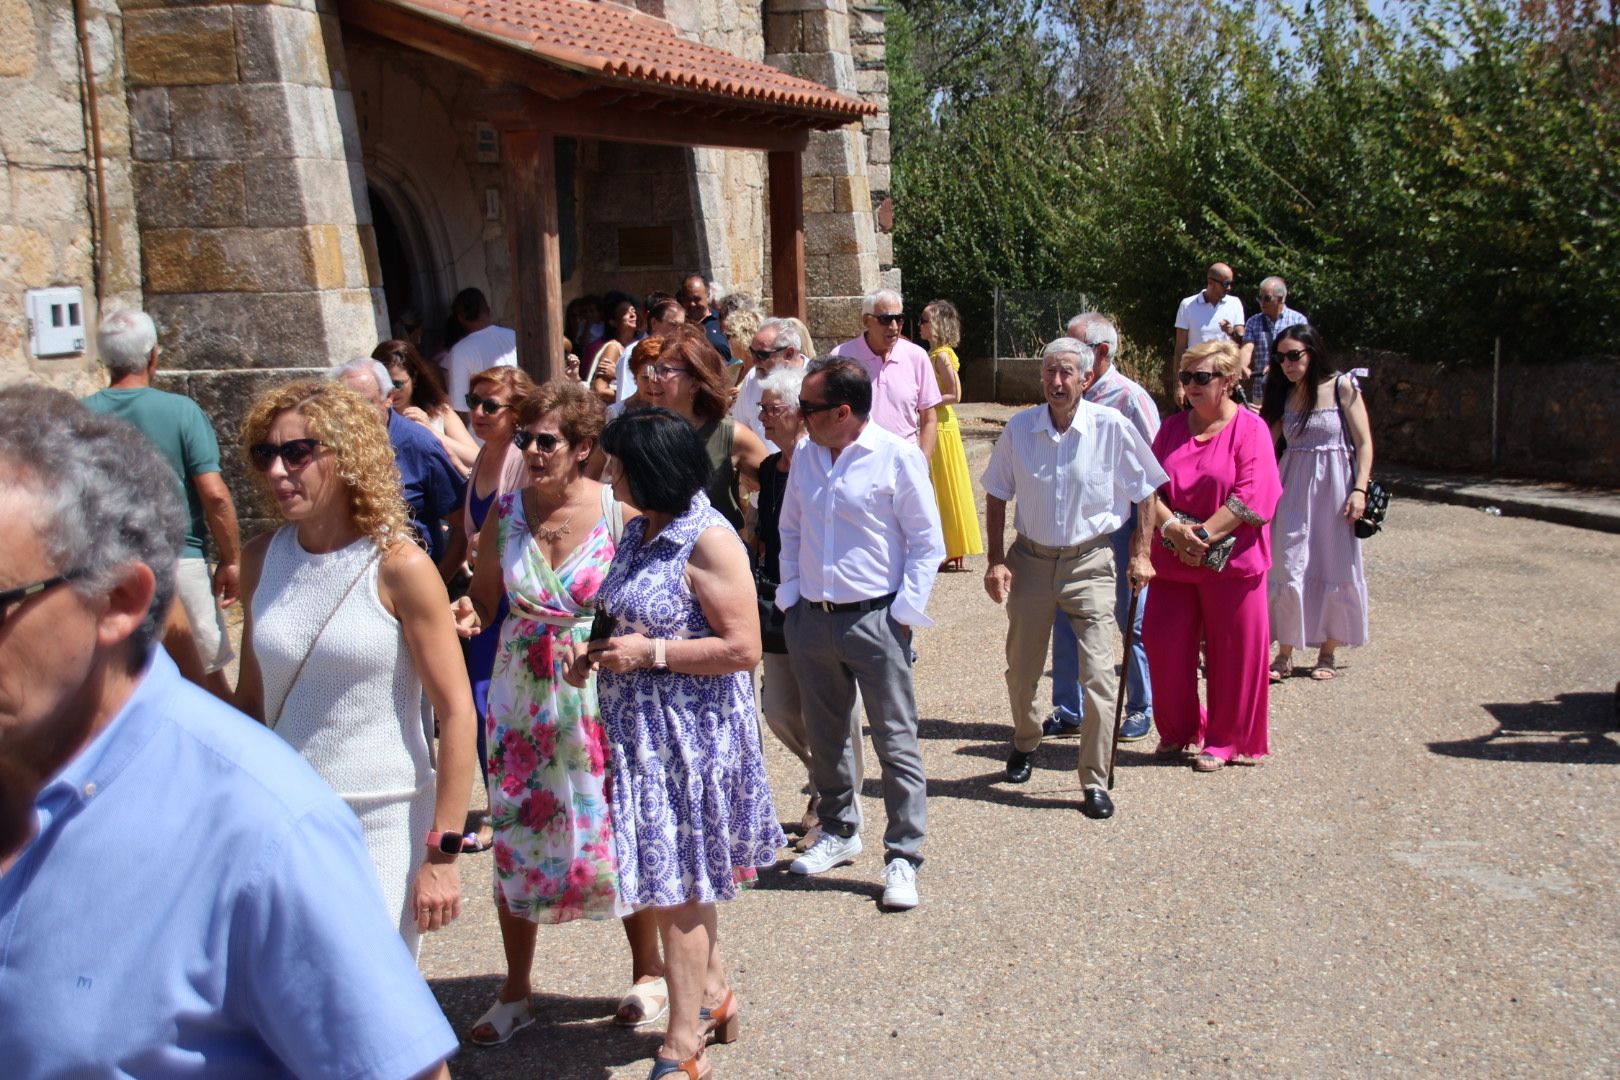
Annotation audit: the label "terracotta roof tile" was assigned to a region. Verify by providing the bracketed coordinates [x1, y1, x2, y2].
[379, 0, 875, 122]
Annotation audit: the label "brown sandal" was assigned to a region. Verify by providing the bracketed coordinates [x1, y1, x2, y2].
[1192, 752, 1225, 772]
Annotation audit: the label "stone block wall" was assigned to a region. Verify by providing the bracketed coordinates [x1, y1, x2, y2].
[0, 0, 140, 394]
[764, 0, 883, 348]
[124, 0, 382, 384]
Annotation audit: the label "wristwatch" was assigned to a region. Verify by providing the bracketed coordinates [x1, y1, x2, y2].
[651, 638, 668, 670]
[425, 830, 469, 855]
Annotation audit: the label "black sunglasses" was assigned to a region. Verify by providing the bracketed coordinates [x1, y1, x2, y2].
[1275, 348, 1310, 363]
[797, 399, 843, 416]
[869, 313, 905, 326]
[513, 430, 565, 453]
[0, 572, 84, 627]
[1178, 370, 1222, 387]
[465, 393, 510, 415]
[249, 438, 326, 471]
[750, 344, 788, 363]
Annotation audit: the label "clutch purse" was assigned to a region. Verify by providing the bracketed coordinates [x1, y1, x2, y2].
[1159, 511, 1236, 572]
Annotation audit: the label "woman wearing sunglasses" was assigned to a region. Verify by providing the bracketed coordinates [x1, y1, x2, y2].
[1259, 324, 1372, 681]
[1139, 338, 1283, 772]
[451, 380, 665, 1045]
[373, 338, 480, 472]
[439, 366, 535, 827]
[637, 324, 766, 532]
[234, 379, 477, 958]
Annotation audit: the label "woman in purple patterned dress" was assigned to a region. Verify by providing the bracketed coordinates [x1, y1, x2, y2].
[568, 406, 784, 1080]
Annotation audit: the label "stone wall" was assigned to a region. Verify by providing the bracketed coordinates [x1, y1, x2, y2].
[0, 0, 140, 394]
[578, 140, 709, 302]
[1352, 352, 1620, 487]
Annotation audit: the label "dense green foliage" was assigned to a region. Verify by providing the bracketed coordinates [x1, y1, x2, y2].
[891, 0, 1620, 372]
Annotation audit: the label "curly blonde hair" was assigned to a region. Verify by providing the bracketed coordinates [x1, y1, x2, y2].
[241, 378, 414, 552]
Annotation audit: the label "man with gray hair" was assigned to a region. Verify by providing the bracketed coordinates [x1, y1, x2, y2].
[832, 288, 943, 460]
[1045, 313, 1162, 744]
[332, 357, 463, 564]
[82, 308, 240, 701]
[0, 387, 457, 1078]
[1240, 276, 1308, 400]
[981, 337, 1166, 820]
[731, 316, 806, 448]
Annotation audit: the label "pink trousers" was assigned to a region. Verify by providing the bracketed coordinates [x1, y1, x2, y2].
[1142, 574, 1270, 761]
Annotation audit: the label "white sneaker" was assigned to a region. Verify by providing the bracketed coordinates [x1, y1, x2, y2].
[789, 830, 862, 875]
[880, 857, 919, 910]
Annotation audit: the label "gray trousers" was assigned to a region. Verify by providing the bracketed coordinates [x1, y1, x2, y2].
[785, 599, 926, 866]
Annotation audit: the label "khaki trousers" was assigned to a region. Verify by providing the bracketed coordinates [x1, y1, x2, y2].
[1004, 534, 1118, 788]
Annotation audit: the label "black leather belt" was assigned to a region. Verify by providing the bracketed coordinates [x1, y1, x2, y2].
[813, 592, 897, 614]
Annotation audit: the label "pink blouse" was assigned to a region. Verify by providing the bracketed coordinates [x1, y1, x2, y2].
[1150, 408, 1282, 582]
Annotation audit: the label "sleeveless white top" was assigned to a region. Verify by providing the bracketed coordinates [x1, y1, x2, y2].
[252, 527, 436, 952]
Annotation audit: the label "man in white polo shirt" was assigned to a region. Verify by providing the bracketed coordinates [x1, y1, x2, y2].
[1171, 262, 1243, 404]
[982, 337, 1166, 821]
[446, 287, 517, 420]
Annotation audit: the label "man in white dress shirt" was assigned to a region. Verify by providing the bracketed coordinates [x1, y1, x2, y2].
[730, 317, 806, 449]
[777, 358, 944, 910]
[1171, 262, 1243, 404]
[446, 287, 517, 418]
[982, 337, 1167, 820]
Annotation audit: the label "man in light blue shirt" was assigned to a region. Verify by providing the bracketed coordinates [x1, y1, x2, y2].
[0, 386, 457, 1079]
[1240, 276, 1308, 401]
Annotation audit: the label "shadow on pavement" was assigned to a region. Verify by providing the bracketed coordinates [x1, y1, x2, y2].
[427, 976, 654, 1080]
[751, 862, 884, 902]
[1428, 692, 1620, 764]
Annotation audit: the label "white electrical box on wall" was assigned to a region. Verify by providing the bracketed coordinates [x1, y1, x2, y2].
[27, 287, 87, 358]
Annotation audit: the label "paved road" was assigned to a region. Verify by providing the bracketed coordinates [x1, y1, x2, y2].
[421, 404, 1620, 1079]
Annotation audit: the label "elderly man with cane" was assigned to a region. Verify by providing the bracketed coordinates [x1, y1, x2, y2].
[982, 337, 1166, 819]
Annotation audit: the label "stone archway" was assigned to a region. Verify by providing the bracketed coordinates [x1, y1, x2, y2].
[363, 153, 454, 352]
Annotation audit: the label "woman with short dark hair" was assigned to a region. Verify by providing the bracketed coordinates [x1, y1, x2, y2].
[1259, 324, 1373, 680]
[569, 406, 783, 1079]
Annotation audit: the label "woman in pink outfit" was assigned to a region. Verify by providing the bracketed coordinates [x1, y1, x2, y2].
[1137, 338, 1283, 772]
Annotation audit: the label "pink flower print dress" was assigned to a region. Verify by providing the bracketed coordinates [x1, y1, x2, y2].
[485, 490, 625, 923]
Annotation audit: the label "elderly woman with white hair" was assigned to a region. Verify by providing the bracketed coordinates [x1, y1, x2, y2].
[330, 356, 465, 566]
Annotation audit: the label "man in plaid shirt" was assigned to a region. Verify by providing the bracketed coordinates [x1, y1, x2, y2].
[1240, 277, 1308, 402]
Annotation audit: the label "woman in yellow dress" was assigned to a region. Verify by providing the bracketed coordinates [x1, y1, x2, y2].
[920, 300, 984, 571]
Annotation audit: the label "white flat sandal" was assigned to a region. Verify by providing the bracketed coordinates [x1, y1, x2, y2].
[614, 975, 669, 1028]
[469, 997, 535, 1046]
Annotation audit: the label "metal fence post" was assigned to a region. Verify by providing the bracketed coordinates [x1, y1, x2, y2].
[992, 286, 1001, 403]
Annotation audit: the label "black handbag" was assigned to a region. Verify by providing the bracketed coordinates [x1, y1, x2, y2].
[1335, 371, 1390, 539]
[755, 570, 788, 654]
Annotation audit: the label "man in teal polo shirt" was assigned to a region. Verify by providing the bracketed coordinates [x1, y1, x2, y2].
[82, 309, 240, 699]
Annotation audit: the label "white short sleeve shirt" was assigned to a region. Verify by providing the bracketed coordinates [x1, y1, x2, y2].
[1174, 292, 1246, 347]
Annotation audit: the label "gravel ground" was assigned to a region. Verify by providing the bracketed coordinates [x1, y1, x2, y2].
[403, 403, 1619, 1079]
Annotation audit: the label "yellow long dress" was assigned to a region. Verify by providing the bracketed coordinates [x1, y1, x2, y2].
[927, 345, 985, 562]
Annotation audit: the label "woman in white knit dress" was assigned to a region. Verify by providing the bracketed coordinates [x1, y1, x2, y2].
[234, 378, 477, 957]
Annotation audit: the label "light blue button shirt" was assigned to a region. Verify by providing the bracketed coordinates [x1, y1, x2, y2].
[0, 650, 457, 1079]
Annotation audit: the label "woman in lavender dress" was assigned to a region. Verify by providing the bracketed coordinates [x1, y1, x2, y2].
[1260, 324, 1373, 681]
[568, 407, 783, 1080]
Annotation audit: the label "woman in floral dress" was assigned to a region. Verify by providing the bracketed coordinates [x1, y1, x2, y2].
[454, 381, 663, 1046]
[571, 406, 785, 1080]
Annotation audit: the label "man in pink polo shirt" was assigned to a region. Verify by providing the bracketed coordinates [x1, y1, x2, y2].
[832, 288, 943, 460]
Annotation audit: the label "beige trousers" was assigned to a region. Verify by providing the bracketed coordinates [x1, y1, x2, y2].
[1004, 534, 1118, 788]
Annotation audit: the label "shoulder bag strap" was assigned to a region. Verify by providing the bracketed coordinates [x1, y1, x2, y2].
[266, 550, 379, 730]
[600, 482, 624, 545]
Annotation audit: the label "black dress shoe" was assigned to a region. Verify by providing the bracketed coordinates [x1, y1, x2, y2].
[1005, 747, 1034, 784]
[1080, 787, 1115, 819]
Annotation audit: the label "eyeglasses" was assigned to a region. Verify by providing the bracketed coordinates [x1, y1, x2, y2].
[1208, 277, 1234, 289]
[797, 399, 842, 416]
[644, 364, 689, 382]
[0, 571, 84, 627]
[513, 430, 565, 453]
[465, 393, 510, 415]
[1178, 370, 1223, 387]
[1258, 294, 1281, 303]
[868, 313, 905, 326]
[248, 438, 326, 471]
[750, 345, 788, 363]
[1276, 348, 1310, 364]
[757, 403, 793, 419]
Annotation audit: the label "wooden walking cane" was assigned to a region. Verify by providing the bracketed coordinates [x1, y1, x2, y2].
[1106, 586, 1142, 791]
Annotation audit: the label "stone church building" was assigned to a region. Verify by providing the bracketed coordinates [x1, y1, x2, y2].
[3, 0, 895, 421]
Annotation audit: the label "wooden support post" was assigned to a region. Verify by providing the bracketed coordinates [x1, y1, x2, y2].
[504, 129, 563, 384]
[767, 149, 806, 323]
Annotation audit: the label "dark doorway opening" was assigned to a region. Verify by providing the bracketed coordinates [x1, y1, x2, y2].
[369, 185, 415, 335]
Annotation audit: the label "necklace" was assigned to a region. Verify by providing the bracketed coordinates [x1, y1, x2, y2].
[524, 488, 575, 542]
[534, 520, 572, 542]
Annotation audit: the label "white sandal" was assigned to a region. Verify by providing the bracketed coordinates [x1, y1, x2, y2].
[469, 997, 535, 1046]
[615, 975, 670, 1028]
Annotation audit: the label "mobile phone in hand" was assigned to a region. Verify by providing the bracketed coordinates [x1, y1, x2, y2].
[588, 606, 617, 644]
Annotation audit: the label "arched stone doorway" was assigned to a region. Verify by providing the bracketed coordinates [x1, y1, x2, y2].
[364, 162, 452, 355]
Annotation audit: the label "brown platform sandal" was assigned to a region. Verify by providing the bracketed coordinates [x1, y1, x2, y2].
[700, 989, 740, 1045]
